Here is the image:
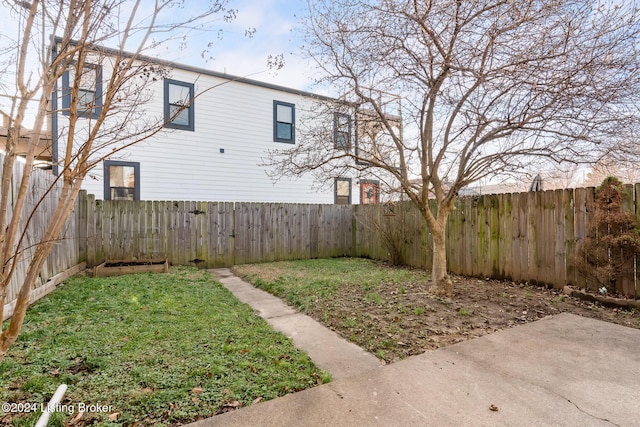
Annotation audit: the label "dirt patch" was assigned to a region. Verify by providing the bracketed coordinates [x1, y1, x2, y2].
[321, 275, 640, 362]
[236, 260, 640, 363]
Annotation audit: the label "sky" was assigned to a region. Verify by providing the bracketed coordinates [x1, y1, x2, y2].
[156, 0, 316, 92]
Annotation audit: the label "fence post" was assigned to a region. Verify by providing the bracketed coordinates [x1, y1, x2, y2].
[76, 190, 88, 264]
[351, 205, 359, 257]
[86, 193, 96, 266]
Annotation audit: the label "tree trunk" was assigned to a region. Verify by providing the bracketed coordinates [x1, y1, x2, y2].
[431, 221, 453, 297]
[419, 198, 454, 297]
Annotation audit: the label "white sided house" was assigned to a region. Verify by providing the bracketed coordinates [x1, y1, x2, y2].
[51, 43, 386, 205]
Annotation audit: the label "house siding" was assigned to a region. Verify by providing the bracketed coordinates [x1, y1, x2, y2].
[55, 56, 370, 204]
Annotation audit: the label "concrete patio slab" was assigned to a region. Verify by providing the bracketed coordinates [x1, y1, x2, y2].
[189, 312, 640, 427]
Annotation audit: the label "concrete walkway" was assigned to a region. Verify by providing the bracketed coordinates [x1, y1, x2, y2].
[208, 268, 382, 380]
[192, 270, 640, 427]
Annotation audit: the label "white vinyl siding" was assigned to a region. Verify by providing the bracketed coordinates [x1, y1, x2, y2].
[61, 63, 340, 203]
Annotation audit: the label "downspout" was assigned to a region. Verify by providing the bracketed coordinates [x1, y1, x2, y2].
[34, 384, 68, 427]
[51, 38, 58, 176]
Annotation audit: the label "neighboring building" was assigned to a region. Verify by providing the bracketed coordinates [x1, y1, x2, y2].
[1, 112, 53, 170]
[51, 42, 388, 204]
[458, 182, 527, 196]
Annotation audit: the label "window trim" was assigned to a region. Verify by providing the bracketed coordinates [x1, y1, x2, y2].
[164, 79, 195, 131]
[334, 112, 352, 150]
[360, 179, 380, 204]
[104, 160, 140, 201]
[61, 62, 103, 119]
[273, 100, 295, 143]
[334, 177, 352, 205]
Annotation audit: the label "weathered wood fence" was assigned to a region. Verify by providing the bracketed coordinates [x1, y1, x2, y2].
[76, 185, 640, 298]
[355, 185, 640, 298]
[6, 181, 640, 317]
[1, 153, 81, 320]
[77, 193, 353, 268]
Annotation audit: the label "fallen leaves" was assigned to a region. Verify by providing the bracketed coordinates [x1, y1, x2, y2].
[68, 411, 84, 424]
[216, 400, 243, 415]
[225, 400, 242, 409]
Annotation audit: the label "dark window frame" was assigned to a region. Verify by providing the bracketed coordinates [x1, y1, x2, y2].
[61, 62, 103, 119]
[334, 112, 352, 150]
[360, 179, 380, 204]
[353, 112, 372, 166]
[164, 79, 195, 131]
[273, 100, 295, 143]
[334, 177, 352, 205]
[104, 160, 140, 201]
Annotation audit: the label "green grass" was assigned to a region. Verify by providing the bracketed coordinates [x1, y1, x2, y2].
[365, 292, 383, 306]
[234, 258, 427, 313]
[1, 267, 328, 426]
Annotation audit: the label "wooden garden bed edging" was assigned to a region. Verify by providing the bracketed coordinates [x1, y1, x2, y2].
[93, 259, 169, 277]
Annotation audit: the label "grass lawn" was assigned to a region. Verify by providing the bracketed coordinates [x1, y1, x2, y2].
[1, 267, 328, 426]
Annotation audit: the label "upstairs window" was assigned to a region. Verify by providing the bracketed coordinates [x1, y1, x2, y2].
[273, 100, 295, 143]
[104, 160, 140, 201]
[334, 113, 351, 150]
[164, 79, 194, 131]
[62, 63, 102, 118]
[334, 178, 352, 205]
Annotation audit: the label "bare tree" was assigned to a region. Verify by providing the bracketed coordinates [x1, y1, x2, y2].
[268, 0, 640, 296]
[583, 154, 640, 186]
[0, 0, 238, 361]
[538, 164, 582, 190]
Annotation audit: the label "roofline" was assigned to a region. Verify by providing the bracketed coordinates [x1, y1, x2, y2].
[53, 36, 341, 103]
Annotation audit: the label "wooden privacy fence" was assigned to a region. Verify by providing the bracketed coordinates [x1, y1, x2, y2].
[1, 153, 81, 320]
[77, 192, 354, 268]
[355, 185, 640, 298]
[17, 182, 637, 310]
